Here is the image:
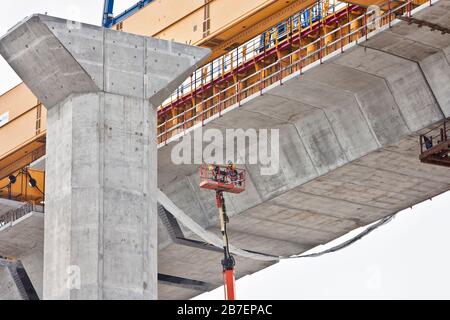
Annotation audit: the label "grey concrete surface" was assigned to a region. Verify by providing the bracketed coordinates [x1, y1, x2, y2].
[0, 15, 209, 300]
[0, 266, 21, 300]
[0, 211, 44, 299]
[2, 1, 450, 300]
[0, 199, 23, 217]
[156, 0, 450, 298]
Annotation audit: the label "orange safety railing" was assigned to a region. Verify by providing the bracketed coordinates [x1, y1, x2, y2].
[156, 0, 425, 146]
[159, 0, 341, 107]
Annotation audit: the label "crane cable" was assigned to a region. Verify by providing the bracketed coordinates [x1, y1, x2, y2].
[0, 171, 21, 190]
[157, 189, 396, 262]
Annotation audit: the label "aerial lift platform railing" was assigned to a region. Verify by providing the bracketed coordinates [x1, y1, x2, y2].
[200, 164, 246, 194]
[156, 0, 423, 145]
[420, 120, 450, 167]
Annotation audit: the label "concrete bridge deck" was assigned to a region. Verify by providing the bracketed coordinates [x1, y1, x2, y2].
[157, 0, 450, 298]
[1, 0, 450, 299]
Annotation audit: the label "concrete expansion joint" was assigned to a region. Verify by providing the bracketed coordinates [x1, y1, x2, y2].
[360, 38, 438, 65]
[397, 15, 450, 35]
[298, 75, 356, 97]
[265, 92, 325, 114]
[246, 214, 340, 234]
[268, 200, 346, 221]
[414, 59, 447, 119]
[184, 175, 209, 223]
[226, 226, 316, 247]
[378, 78, 412, 133]
[257, 92, 339, 161]
[350, 95, 382, 148]
[441, 47, 450, 67]
[329, 58, 396, 91]
[244, 108, 289, 124]
[295, 189, 388, 211]
[357, 42, 447, 119]
[352, 160, 446, 185]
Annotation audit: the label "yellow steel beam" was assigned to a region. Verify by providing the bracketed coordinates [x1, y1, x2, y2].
[0, 83, 46, 180]
[341, 0, 392, 7]
[0, 168, 45, 204]
[116, 0, 207, 38]
[0, 139, 46, 181]
[198, 0, 317, 62]
[118, 0, 317, 63]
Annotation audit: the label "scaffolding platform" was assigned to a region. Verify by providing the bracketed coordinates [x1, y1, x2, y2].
[419, 120, 450, 167]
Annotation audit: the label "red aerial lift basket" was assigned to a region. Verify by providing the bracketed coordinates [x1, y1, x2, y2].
[199, 164, 246, 194]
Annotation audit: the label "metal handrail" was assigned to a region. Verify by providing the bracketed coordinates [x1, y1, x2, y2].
[157, 0, 413, 143]
[0, 144, 46, 181]
[156, 0, 421, 146]
[0, 203, 44, 228]
[161, 0, 343, 106]
[420, 120, 450, 153]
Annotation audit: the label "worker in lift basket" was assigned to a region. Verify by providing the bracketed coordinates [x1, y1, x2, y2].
[424, 135, 433, 150]
[209, 164, 225, 183]
[226, 161, 239, 186]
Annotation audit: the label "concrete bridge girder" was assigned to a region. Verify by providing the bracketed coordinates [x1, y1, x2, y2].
[156, 0, 450, 298]
[1, 1, 450, 300]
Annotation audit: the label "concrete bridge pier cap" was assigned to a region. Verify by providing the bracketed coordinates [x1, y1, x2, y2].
[0, 15, 210, 299]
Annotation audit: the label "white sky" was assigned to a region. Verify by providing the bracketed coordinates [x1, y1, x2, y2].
[197, 192, 450, 299]
[1, 0, 449, 300]
[0, 0, 135, 95]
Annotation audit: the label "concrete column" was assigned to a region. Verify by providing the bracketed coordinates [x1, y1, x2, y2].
[0, 265, 22, 300]
[0, 15, 209, 299]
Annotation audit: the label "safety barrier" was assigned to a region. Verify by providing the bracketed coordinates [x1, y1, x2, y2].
[160, 0, 346, 108]
[0, 203, 44, 228]
[157, 0, 427, 146]
[420, 120, 450, 154]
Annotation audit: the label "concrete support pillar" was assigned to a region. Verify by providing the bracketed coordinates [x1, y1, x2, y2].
[0, 15, 209, 299]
